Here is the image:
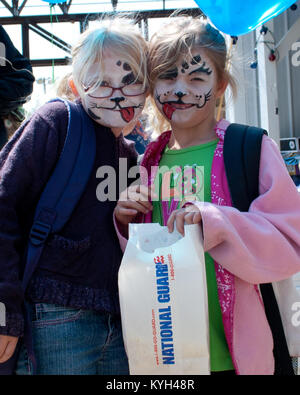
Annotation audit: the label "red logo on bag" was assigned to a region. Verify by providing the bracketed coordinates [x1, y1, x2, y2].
[154, 255, 165, 264]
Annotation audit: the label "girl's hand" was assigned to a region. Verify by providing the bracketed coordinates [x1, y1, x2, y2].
[0, 335, 18, 363]
[167, 204, 202, 236]
[115, 184, 157, 226]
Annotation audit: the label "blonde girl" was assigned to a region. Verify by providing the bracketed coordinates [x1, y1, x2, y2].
[0, 16, 148, 375]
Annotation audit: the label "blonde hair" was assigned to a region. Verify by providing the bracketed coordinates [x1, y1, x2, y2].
[71, 16, 148, 97]
[56, 72, 76, 101]
[148, 15, 237, 135]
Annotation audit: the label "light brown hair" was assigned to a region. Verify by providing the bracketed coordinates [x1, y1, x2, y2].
[148, 16, 237, 134]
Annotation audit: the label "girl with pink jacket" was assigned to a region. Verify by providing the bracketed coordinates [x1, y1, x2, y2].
[114, 16, 300, 375]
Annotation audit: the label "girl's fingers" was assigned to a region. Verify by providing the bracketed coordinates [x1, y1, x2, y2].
[167, 207, 203, 234]
[167, 209, 186, 235]
[167, 210, 177, 233]
[130, 184, 158, 202]
[0, 339, 16, 363]
[117, 207, 138, 216]
[175, 210, 187, 236]
[0, 337, 7, 360]
[193, 211, 202, 224]
[184, 211, 196, 224]
[0, 337, 18, 363]
[185, 210, 202, 225]
[119, 185, 158, 214]
[127, 191, 153, 210]
[122, 200, 150, 215]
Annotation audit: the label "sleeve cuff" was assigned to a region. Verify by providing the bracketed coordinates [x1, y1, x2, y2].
[0, 312, 24, 337]
[113, 213, 129, 253]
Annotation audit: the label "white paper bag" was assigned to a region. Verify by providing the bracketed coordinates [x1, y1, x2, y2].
[118, 223, 210, 375]
[272, 276, 300, 356]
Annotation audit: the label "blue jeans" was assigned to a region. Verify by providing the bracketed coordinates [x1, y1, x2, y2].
[15, 303, 129, 375]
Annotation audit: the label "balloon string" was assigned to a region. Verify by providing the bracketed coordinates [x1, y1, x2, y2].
[216, 38, 234, 122]
[50, 5, 55, 83]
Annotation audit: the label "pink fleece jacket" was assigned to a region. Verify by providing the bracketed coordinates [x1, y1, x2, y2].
[115, 119, 300, 375]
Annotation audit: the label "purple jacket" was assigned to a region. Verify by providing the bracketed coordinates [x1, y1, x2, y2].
[0, 100, 138, 337]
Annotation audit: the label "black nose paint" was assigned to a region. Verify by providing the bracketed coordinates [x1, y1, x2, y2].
[175, 91, 186, 98]
[110, 97, 125, 104]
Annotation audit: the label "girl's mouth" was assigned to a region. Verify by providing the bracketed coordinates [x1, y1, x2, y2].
[162, 102, 195, 120]
[171, 103, 195, 110]
[90, 103, 137, 123]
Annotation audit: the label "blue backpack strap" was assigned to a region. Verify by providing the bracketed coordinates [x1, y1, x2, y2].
[22, 98, 96, 290]
[0, 98, 96, 376]
[224, 123, 294, 376]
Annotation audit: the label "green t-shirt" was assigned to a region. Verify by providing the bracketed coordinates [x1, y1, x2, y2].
[152, 139, 234, 372]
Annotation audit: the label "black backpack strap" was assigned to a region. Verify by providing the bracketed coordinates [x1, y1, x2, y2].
[224, 123, 294, 375]
[224, 123, 267, 211]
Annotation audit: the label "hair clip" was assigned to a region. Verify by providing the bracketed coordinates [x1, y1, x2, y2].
[205, 23, 225, 44]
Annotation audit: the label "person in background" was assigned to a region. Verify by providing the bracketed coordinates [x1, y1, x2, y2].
[56, 72, 77, 102]
[0, 25, 35, 148]
[123, 116, 150, 155]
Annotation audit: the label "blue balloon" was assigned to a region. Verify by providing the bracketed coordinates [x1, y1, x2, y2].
[193, 0, 296, 36]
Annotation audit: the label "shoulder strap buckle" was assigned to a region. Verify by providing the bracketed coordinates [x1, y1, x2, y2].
[29, 220, 52, 246]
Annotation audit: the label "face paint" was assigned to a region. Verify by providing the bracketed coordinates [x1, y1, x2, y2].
[156, 88, 212, 120]
[122, 72, 136, 86]
[154, 48, 218, 127]
[80, 50, 147, 129]
[88, 108, 101, 120]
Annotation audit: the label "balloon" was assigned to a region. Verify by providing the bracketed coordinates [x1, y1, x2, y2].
[42, 0, 66, 4]
[193, 0, 296, 36]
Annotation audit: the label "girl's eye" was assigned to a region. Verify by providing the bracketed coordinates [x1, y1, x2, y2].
[159, 75, 175, 81]
[159, 73, 177, 81]
[191, 78, 204, 82]
[100, 81, 109, 87]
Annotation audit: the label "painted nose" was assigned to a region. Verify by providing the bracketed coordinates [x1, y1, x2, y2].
[110, 96, 125, 105]
[175, 91, 186, 99]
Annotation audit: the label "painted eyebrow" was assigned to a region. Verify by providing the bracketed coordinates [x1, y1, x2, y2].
[188, 64, 212, 76]
[158, 68, 178, 79]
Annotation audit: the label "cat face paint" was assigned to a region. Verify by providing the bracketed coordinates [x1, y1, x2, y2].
[80, 50, 147, 129]
[154, 49, 219, 128]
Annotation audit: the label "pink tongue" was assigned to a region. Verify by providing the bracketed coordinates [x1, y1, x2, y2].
[163, 103, 176, 120]
[120, 107, 134, 123]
